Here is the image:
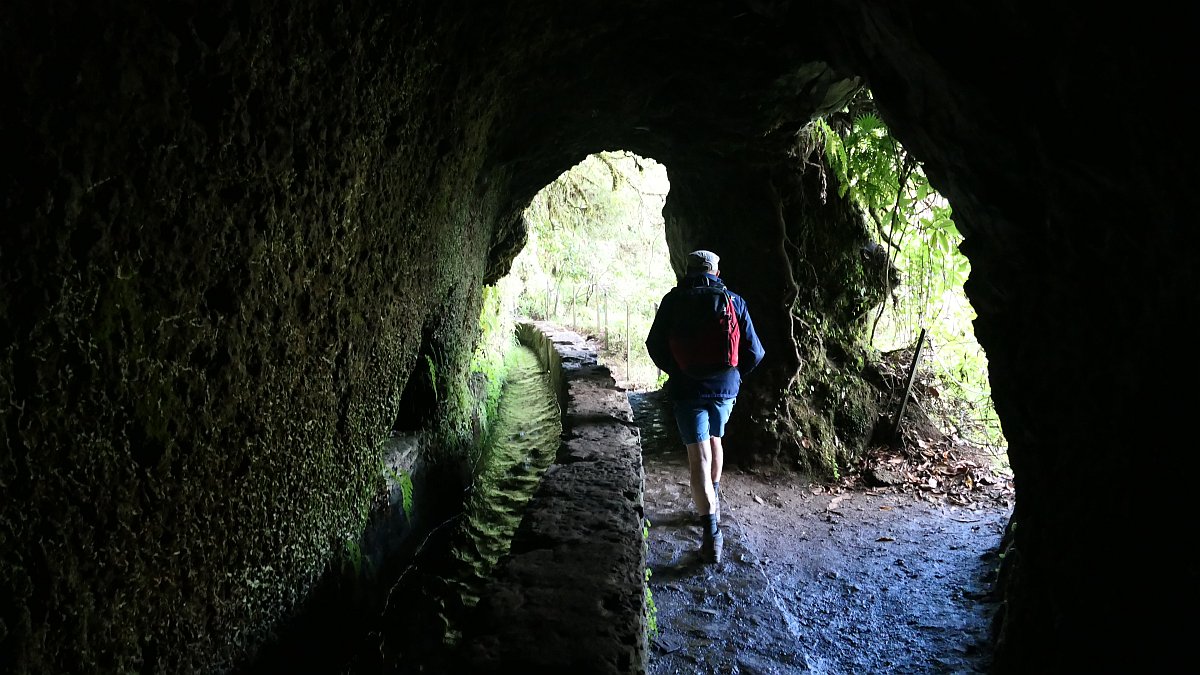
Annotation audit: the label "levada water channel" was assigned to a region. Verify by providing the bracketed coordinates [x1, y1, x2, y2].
[376, 344, 563, 672]
[246, 337, 659, 674]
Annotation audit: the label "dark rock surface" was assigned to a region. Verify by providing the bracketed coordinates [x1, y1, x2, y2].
[635, 390, 1007, 674]
[0, 2, 1190, 672]
[459, 323, 647, 674]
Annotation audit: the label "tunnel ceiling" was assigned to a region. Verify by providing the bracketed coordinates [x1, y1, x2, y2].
[466, 2, 863, 220]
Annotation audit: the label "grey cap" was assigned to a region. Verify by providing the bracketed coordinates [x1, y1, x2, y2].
[686, 250, 720, 272]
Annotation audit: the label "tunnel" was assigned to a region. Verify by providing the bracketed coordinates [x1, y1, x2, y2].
[0, 2, 1192, 673]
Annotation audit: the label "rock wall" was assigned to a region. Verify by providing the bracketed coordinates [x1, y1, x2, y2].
[813, 2, 1194, 671]
[2, 1, 1192, 672]
[0, 2, 514, 671]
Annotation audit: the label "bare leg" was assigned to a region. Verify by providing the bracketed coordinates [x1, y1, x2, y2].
[710, 435, 724, 485]
[685, 439, 717, 515]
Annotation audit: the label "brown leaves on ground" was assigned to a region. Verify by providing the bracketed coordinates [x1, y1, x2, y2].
[855, 433, 1013, 507]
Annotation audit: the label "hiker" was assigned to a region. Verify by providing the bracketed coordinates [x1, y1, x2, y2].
[645, 249, 765, 563]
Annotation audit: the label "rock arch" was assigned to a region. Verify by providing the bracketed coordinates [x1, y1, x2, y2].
[0, 2, 1188, 672]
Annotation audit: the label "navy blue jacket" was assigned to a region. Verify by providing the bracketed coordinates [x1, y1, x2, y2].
[646, 272, 766, 400]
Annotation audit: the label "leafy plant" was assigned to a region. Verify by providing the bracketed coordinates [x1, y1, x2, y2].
[642, 518, 659, 637]
[341, 538, 365, 577]
[512, 151, 675, 388]
[813, 92, 1007, 452]
[425, 355, 438, 401]
[384, 466, 415, 520]
[645, 567, 658, 637]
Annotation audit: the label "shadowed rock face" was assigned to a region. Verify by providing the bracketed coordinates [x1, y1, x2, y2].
[0, 1, 1189, 673]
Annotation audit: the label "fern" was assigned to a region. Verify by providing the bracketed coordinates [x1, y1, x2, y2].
[813, 92, 1007, 452]
[853, 112, 883, 134]
[814, 119, 850, 193]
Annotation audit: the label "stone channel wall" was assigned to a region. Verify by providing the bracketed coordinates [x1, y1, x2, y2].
[460, 320, 648, 674]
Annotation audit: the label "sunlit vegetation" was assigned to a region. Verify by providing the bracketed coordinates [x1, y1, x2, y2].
[495, 97, 1006, 454]
[814, 91, 1007, 452]
[508, 151, 675, 387]
[471, 280, 521, 440]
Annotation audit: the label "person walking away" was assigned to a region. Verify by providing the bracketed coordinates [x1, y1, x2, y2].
[645, 250, 765, 563]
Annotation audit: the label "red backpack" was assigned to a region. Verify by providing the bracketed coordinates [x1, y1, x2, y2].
[667, 284, 741, 378]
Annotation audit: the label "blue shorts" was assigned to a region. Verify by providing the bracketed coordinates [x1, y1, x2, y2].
[672, 398, 736, 445]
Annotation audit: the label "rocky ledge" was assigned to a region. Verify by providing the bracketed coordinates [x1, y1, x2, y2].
[459, 321, 648, 674]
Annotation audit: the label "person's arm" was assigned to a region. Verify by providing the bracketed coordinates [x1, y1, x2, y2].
[645, 292, 679, 376]
[737, 297, 765, 376]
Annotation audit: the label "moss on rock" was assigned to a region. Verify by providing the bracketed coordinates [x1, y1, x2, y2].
[0, 3, 511, 672]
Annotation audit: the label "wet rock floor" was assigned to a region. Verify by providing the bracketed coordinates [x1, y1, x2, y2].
[631, 390, 1008, 675]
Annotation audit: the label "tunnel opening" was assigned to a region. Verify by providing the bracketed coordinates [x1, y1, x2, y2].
[507, 150, 676, 391]
[505, 125, 1008, 484]
[498, 132, 1015, 672]
[811, 96, 1009, 473]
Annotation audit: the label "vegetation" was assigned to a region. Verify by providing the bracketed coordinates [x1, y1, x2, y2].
[471, 280, 521, 441]
[506, 99, 1006, 455]
[509, 151, 675, 387]
[813, 91, 1006, 451]
[643, 518, 659, 638]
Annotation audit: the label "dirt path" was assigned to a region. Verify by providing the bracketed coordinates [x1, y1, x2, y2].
[632, 391, 1013, 675]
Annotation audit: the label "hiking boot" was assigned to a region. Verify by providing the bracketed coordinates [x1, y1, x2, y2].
[701, 530, 724, 564]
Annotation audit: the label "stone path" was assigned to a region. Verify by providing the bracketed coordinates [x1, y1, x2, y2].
[633, 390, 1005, 675]
[642, 451, 811, 675]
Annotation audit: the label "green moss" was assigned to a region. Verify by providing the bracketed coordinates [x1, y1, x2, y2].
[0, 2, 510, 671]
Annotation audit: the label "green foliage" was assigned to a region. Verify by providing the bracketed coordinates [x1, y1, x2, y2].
[341, 538, 366, 577]
[642, 518, 659, 637]
[471, 282, 519, 437]
[645, 568, 658, 638]
[655, 371, 669, 390]
[384, 466, 415, 520]
[814, 93, 1007, 452]
[511, 151, 675, 387]
[425, 355, 438, 400]
[401, 473, 413, 518]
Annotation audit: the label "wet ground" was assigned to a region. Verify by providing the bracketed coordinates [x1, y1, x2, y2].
[630, 390, 1011, 675]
